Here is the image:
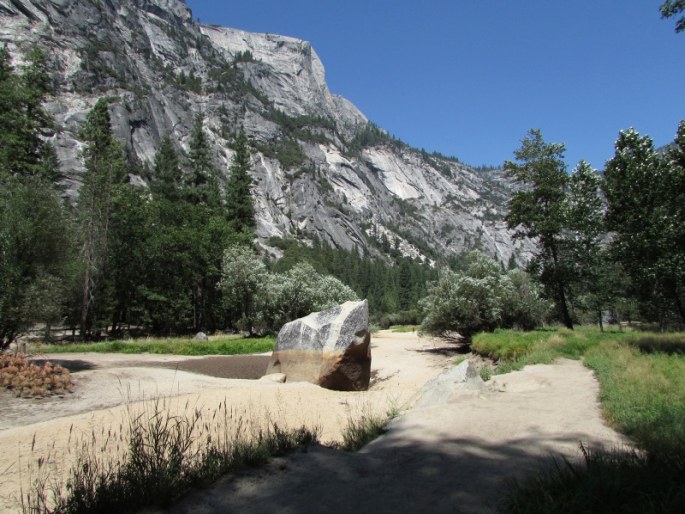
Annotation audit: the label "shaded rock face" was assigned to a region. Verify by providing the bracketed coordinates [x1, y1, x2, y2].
[267, 300, 371, 391]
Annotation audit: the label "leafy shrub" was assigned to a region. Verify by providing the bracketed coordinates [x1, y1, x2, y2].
[419, 251, 548, 341]
[0, 353, 73, 397]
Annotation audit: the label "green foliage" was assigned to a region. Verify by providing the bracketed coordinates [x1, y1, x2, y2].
[225, 130, 255, 234]
[0, 46, 55, 181]
[585, 339, 685, 452]
[346, 121, 406, 155]
[267, 236, 438, 316]
[603, 122, 685, 325]
[220, 245, 357, 334]
[76, 98, 127, 339]
[337, 406, 399, 452]
[151, 137, 182, 201]
[505, 129, 575, 329]
[264, 108, 334, 145]
[175, 69, 202, 94]
[233, 49, 255, 63]
[219, 244, 268, 335]
[184, 113, 220, 207]
[419, 251, 548, 340]
[0, 175, 74, 347]
[259, 262, 358, 331]
[661, 0, 685, 32]
[255, 137, 307, 169]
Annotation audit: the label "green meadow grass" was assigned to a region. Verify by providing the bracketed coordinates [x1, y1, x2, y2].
[33, 335, 275, 356]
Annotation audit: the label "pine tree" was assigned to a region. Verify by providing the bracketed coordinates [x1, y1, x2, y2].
[0, 46, 54, 180]
[77, 98, 126, 339]
[151, 136, 182, 201]
[226, 129, 255, 234]
[184, 113, 219, 207]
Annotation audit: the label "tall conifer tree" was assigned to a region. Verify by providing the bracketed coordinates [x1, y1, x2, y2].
[77, 98, 126, 339]
[226, 129, 255, 234]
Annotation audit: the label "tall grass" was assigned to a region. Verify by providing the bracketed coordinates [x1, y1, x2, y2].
[337, 405, 400, 452]
[503, 444, 685, 514]
[21, 398, 317, 513]
[33, 336, 275, 356]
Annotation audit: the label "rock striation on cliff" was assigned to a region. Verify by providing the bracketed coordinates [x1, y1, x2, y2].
[0, 0, 531, 264]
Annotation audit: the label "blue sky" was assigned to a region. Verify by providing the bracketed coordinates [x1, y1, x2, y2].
[186, 1, 684, 170]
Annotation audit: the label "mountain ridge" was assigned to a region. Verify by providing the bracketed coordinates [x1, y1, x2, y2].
[0, 0, 530, 265]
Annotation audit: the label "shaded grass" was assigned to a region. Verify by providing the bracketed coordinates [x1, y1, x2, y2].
[32, 336, 275, 356]
[21, 398, 317, 513]
[627, 332, 685, 356]
[503, 444, 685, 514]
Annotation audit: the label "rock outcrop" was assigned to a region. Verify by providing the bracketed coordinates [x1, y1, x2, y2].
[0, 0, 533, 264]
[266, 300, 371, 391]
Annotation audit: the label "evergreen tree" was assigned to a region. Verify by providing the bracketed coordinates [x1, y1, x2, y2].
[151, 136, 182, 201]
[77, 98, 126, 339]
[0, 176, 74, 347]
[184, 113, 219, 207]
[0, 47, 72, 348]
[226, 129, 255, 234]
[0, 46, 54, 180]
[504, 129, 574, 329]
[107, 185, 151, 334]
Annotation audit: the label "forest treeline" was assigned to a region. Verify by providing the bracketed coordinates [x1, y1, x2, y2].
[2, 45, 685, 348]
[0, 47, 440, 346]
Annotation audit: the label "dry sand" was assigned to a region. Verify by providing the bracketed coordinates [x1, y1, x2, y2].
[0, 331, 626, 513]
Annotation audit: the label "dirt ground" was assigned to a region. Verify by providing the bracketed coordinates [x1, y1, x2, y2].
[0, 331, 626, 513]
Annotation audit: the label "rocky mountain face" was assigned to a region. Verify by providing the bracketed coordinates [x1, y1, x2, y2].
[0, 0, 529, 265]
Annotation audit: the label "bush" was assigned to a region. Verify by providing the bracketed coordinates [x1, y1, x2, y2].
[0, 353, 73, 397]
[419, 251, 548, 341]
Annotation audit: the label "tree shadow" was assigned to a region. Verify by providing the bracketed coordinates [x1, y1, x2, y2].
[167, 429, 619, 513]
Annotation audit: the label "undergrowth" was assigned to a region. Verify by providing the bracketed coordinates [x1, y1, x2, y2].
[337, 405, 400, 452]
[503, 444, 685, 513]
[21, 398, 317, 513]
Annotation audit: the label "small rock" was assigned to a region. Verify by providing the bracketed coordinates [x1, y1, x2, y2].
[193, 332, 208, 341]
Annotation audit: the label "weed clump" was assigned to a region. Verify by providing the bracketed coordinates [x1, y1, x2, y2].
[0, 353, 73, 397]
[21, 399, 317, 513]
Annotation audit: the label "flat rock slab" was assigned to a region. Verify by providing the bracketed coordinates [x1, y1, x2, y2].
[165, 359, 628, 514]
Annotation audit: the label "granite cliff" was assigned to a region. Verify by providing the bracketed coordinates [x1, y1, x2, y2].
[0, 0, 530, 264]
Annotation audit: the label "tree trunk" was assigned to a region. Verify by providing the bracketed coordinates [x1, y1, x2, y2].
[550, 243, 573, 330]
